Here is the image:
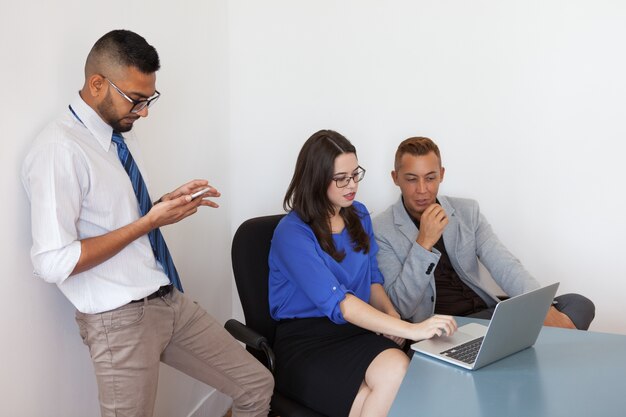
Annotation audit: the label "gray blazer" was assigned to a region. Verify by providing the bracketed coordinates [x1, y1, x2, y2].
[373, 195, 540, 323]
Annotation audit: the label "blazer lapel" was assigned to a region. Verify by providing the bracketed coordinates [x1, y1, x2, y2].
[392, 197, 418, 243]
[440, 196, 460, 259]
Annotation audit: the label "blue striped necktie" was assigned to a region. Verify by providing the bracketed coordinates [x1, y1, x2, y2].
[111, 132, 183, 292]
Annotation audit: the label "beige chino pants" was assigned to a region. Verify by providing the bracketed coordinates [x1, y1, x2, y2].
[75, 288, 273, 417]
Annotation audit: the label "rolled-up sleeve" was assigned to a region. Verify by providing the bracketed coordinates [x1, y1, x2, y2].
[21, 141, 86, 284]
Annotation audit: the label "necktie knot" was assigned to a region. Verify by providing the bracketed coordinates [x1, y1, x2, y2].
[111, 131, 124, 145]
[111, 132, 132, 173]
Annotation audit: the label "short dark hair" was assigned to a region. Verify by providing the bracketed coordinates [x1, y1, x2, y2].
[284, 130, 370, 262]
[87, 29, 160, 74]
[394, 136, 441, 171]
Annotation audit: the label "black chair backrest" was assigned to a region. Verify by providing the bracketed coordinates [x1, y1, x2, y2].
[231, 215, 285, 363]
[232, 215, 329, 417]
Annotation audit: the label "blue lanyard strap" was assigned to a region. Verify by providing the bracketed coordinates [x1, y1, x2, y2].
[68, 105, 84, 125]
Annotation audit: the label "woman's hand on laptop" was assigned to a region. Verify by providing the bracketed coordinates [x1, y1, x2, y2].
[410, 314, 458, 341]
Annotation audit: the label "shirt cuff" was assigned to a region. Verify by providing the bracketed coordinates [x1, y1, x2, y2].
[33, 240, 82, 284]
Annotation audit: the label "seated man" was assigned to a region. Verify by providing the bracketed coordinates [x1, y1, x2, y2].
[373, 137, 595, 330]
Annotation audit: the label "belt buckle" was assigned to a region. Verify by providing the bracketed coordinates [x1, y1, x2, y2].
[157, 284, 172, 298]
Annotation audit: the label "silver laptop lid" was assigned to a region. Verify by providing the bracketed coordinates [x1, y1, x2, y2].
[472, 282, 559, 369]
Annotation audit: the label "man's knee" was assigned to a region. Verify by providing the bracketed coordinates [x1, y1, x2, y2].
[233, 364, 274, 412]
[255, 366, 274, 400]
[554, 293, 595, 330]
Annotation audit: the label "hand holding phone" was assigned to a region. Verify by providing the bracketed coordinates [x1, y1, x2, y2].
[191, 187, 213, 200]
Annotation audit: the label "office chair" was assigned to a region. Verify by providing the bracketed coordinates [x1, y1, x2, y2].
[226, 215, 326, 417]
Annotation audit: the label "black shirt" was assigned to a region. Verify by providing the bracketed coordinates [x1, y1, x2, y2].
[405, 200, 488, 316]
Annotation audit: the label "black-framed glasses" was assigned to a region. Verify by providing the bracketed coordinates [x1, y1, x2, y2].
[105, 77, 161, 113]
[333, 166, 366, 188]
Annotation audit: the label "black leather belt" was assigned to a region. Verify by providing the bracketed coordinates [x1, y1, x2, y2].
[130, 284, 173, 304]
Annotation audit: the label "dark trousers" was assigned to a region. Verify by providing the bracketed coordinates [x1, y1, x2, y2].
[467, 293, 595, 330]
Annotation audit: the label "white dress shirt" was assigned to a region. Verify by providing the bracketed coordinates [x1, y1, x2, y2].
[21, 94, 169, 314]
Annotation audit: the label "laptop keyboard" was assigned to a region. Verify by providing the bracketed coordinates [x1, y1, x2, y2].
[441, 336, 484, 364]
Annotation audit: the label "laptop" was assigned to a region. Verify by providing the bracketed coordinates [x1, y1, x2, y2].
[411, 282, 559, 370]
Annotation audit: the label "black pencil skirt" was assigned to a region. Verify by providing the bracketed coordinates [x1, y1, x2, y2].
[273, 317, 401, 417]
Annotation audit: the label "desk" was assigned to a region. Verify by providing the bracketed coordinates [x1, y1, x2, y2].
[389, 318, 626, 417]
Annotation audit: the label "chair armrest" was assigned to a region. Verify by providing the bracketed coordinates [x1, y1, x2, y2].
[225, 319, 276, 372]
[225, 319, 267, 349]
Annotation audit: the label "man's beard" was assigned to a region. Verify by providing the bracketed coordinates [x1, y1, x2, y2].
[98, 92, 135, 133]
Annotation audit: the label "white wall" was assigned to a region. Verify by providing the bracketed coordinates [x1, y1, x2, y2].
[2, 1, 231, 416]
[228, 0, 626, 334]
[3, 1, 626, 416]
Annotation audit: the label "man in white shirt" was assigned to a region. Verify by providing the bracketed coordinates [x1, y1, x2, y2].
[21, 29, 272, 417]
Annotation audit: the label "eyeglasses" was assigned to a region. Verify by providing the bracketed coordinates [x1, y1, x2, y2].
[333, 166, 366, 188]
[105, 77, 161, 113]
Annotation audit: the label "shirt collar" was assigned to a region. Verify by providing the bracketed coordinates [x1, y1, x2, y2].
[69, 93, 115, 152]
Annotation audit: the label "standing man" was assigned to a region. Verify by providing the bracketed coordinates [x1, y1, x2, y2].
[21, 30, 273, 417]
[373, 137, 595, 330]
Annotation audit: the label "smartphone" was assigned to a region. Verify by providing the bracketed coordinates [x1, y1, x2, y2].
[191, 187, 212, 200]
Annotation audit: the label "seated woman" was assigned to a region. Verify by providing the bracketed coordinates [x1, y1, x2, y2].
[268, 130, 457, 417]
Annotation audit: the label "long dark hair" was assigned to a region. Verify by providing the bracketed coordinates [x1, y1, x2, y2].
[283, 130, 370, 262]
